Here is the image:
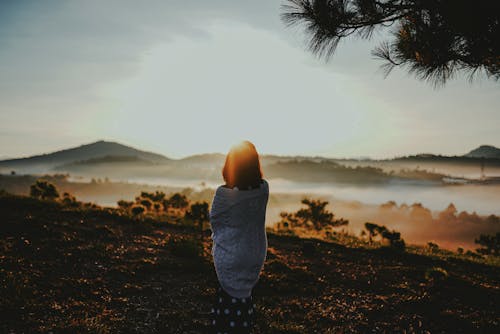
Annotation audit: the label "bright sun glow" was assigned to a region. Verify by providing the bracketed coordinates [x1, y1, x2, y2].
[96, 21, 397, 158]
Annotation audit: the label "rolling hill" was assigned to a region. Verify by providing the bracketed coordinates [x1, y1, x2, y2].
[0, 140, 171, 173]
[1, 141, 499, 183]
[464, 145, 500, 159]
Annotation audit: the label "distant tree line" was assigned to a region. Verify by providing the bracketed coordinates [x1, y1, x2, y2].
[379, 201, 500, 225]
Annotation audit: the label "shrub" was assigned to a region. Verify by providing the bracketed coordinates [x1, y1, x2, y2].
[139, 191, 166, 202]
[185, 201, 210, 240]
[29, 180, 59, 200]
[364, 222, 405, 251]
[465, 250, 483, 259]
[139, 198, 153, 210]
[278, 198, 348, 232]
[153, 202, 162, 212]
[165, 193, 189, 210]
[185, 202, 209, 223]
[117, 200, 133, 210]
[61, 192, 80, 207]
[131, 204, 146, 216]
[427, 242, 440, 253]
[475, 233, 500, 256]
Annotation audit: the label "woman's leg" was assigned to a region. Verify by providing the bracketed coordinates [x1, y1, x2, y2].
[210, 285, 255, 334]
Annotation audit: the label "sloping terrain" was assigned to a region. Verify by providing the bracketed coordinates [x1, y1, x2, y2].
[0, 195, 498, 333]
[0, 141, 170, 172]
[465, 145, 500, 159]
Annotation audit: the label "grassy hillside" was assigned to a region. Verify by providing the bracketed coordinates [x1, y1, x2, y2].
[0, 194, 499, 333]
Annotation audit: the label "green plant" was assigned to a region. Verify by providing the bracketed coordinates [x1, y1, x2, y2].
[29, 180, 59, 200]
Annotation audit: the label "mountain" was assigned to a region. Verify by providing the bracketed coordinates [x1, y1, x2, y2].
[176, 153, 225, 167]
[464, 145, 500, 159]
[2, 141, 500, 178]
[0, 140, 171, 173]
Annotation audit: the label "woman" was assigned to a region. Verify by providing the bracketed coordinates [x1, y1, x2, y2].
[209, 141, 269, 334]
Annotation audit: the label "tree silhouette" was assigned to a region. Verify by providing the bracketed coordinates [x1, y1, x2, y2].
[364, 222, 405, 250]
[185, 202, 210, 241]
[437, 203, 457, 223]
[117, 200, 133, 210]
[280, 198, 348, 231]
[427, 241, 439, 253]
[139, 191, 166, 202]
[131, 205, 146, 216]
[139, 198, 153, 211]
[61, 192, 79, 207]
[29, 180, 59, 200]
[281, 0, 500, 85]
[409, 202, 432, 223]
[475, 233, 500, 256]
[364, 222, 380, 242]
[165, 193, 189, 210]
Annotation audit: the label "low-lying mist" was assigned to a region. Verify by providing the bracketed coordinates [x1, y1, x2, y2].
[2, 172, 499, 251]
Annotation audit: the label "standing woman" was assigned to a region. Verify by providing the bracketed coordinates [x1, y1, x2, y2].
[209, 141, 269, 334]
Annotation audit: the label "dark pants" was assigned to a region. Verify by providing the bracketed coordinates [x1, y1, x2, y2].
[209, 284, 255, 334]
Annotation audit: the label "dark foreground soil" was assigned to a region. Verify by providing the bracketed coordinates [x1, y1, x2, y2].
[0, 195, 499, 333]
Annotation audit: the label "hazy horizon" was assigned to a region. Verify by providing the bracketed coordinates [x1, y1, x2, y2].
[0, 139, 497, 162]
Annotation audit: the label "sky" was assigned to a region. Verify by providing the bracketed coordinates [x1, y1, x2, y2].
[0, 0, 499, 160]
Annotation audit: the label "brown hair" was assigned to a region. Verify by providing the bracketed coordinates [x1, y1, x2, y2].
[222, 141, 263, 189]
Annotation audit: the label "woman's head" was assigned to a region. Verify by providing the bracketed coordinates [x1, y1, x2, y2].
[222, 140, 263, 189]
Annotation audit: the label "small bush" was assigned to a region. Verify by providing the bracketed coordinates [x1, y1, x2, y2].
[139, 198, 153, 210]
[117, 200, 133, 210]
[165, 193, 189, 210]
[61, 192, 80, 208]
[364, 222, 405, 252]
[131, 204, 146, 216]
[427, 242, 440, 253]
[465, 250, 483, 259]
[475, 232, 500, 256]
[30, 180, 59, 200]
